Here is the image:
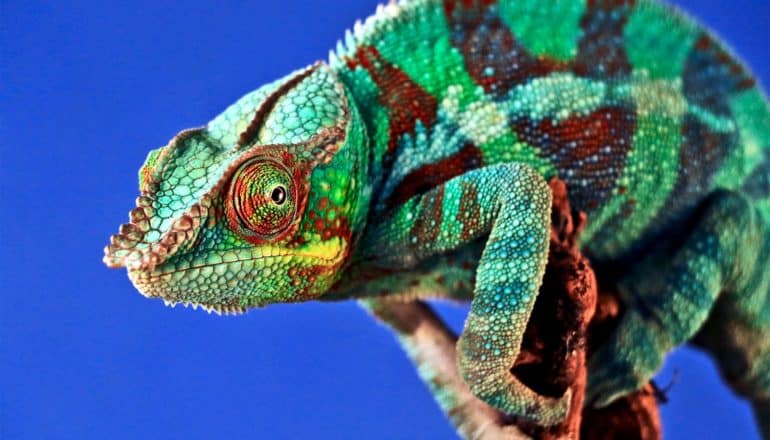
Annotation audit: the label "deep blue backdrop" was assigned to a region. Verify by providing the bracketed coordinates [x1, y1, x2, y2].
[2, 1, 768, 438]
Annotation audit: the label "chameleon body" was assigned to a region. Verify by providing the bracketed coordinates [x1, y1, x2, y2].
[104, 0, 770, 435]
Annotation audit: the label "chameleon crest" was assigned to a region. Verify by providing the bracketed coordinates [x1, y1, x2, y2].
[104, 63, 370, 313]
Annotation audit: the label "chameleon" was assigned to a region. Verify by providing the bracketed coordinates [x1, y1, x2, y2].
[104, 0, 770, 435]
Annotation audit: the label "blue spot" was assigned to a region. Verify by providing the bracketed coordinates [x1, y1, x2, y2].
[526, 235, 535, 244]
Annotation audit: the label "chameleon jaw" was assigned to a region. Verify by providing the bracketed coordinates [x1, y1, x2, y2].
[125, 239, 349, 313]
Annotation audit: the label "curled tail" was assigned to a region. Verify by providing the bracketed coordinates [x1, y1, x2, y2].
[692, 192, 770, 439]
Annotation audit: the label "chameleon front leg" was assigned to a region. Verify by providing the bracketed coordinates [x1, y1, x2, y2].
[359, 163, 570, 425]
[587, 191, 770, 413]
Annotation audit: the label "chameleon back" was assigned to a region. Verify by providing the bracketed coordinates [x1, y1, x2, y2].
[330, 0, 770, 262]
[328, 2, 770, 432]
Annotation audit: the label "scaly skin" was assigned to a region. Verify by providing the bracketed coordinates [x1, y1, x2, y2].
[104, 0, 770, 434]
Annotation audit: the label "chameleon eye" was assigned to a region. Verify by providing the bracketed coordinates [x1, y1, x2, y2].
[226, 158, 297, 239]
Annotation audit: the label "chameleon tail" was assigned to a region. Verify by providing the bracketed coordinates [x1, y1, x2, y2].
[691, 210, 770, 440]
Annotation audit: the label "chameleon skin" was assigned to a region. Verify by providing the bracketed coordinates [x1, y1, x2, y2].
[104, 0, 770, 433]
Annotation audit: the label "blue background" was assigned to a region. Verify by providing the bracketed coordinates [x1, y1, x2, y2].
[2, 1, 768, 438]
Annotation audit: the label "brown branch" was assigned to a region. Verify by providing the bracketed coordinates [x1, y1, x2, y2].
[510, 179, 596, 439]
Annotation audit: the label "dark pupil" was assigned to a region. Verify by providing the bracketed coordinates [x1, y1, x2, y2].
[271, 186, 287, 205]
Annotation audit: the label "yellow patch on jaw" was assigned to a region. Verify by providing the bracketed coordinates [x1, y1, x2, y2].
[298, 237, 346, 262]
[133, 236, 347, 281]
[229, 237, 346, 266]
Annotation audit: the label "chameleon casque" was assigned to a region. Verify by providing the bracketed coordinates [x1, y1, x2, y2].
[104, 0, 770, 435]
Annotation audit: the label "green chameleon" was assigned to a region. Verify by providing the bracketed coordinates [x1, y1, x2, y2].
[104, 0, 770, 435]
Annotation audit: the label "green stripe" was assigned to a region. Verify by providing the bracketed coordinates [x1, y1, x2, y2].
[497, 0, 585, 62]
[624, 1, 699, 80]
[582, 112, 682, 252]
[373, 2, 479, 110]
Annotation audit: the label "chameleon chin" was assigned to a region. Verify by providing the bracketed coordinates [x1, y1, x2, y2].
[105, 0, 770, 436]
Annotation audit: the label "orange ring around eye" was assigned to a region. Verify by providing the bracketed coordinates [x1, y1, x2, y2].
[226, 158, 297, 240]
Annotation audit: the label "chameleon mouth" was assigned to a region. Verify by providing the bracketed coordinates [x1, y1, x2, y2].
[103, 194, 211, 272]
[126, 258, 256, 315]
[159, 298, 247, 315]
[125, 239, 348, 314]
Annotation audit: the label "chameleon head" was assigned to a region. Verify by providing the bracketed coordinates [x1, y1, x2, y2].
[103, 62, 370, 314]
